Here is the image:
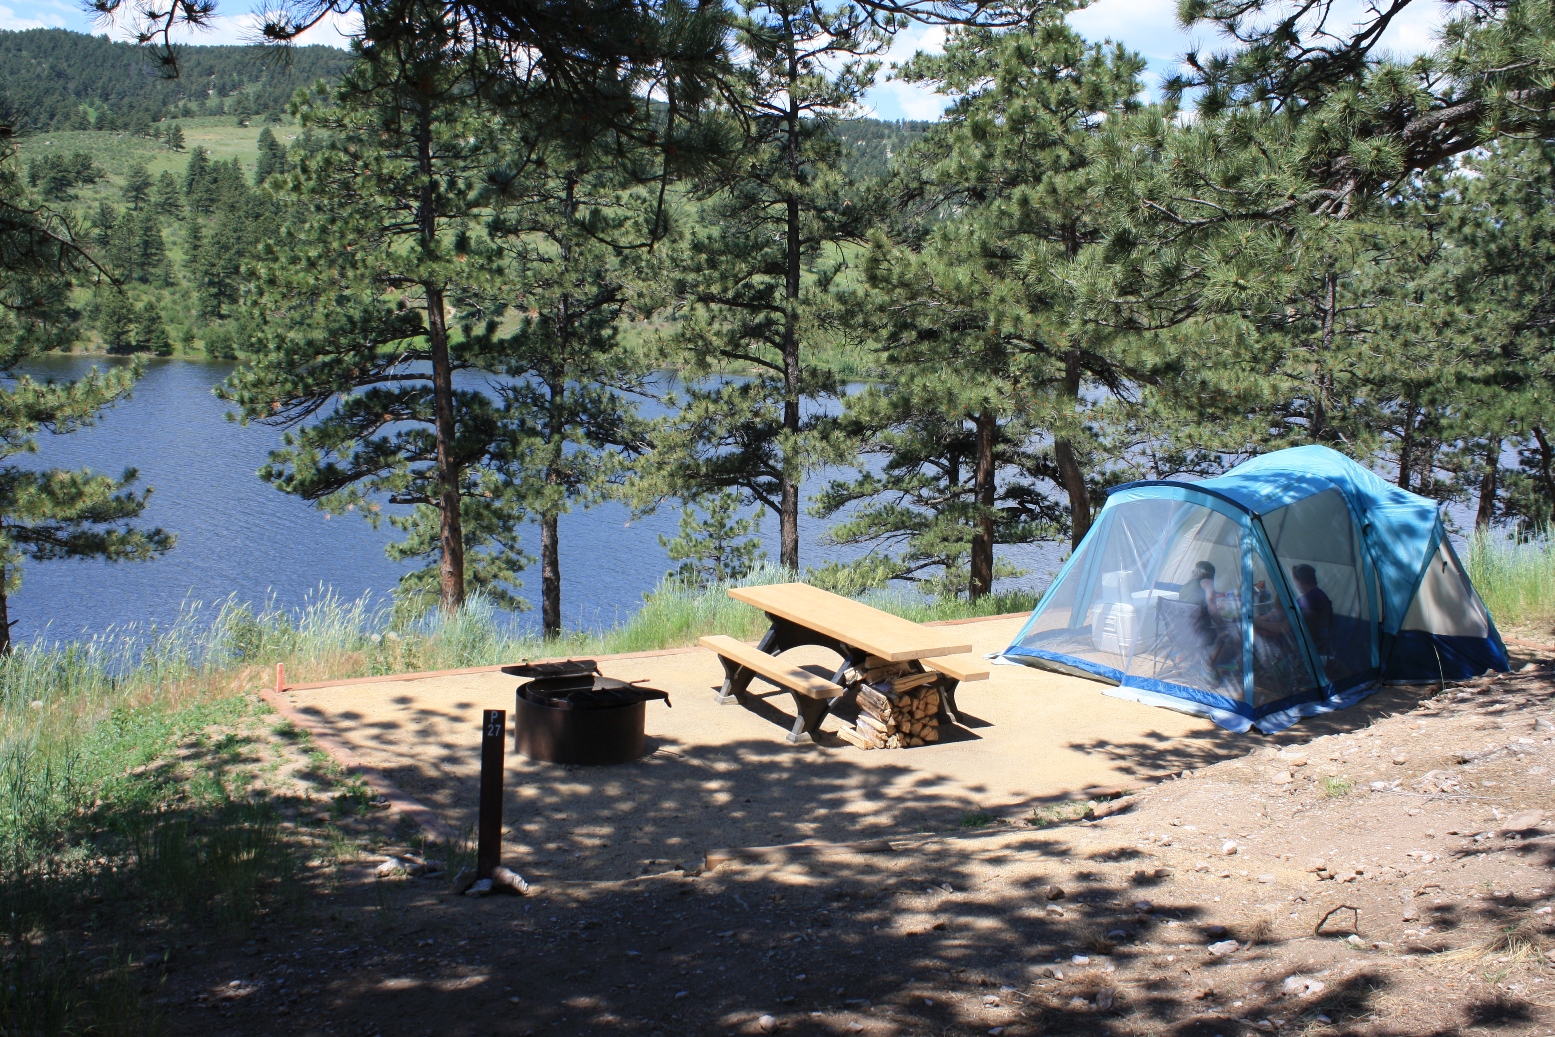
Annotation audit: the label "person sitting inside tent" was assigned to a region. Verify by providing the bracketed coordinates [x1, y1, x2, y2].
[1178, 560, 1217, 607]
[1178, 560, 1240, 668]
[1291, 563, 1334, 658]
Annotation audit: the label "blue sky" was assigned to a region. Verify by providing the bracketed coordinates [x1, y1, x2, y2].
[3, 0, 1448, 121]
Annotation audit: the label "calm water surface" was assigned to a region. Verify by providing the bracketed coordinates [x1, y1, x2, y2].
[17, 357, 1063, 642]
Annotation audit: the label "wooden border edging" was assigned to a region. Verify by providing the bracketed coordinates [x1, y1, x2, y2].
[257, 686, 461, 848]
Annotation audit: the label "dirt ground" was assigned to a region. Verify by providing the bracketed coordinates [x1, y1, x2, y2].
[283, 616, 1463, 884]
[145, 629, 1555, 1037]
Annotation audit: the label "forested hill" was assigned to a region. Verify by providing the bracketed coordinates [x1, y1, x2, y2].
[0, 28, 351, 133]
[834, 118, 933, 179]
[1, 28, 927, 165]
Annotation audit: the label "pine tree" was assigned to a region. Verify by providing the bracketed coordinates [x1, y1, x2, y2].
[90, 200, 117, 249]
[221, 12, 510, 614]
[152, 170, 183, 218]
[643, 0, 885, 571]
[660, 492, 766, 587]
[844, 10, 1145, 596]
[181, 213, 203, 282]
[132, 210, 168, 285]
[195, 216, 242, 320]
[1443, 139, 1555, 526]
[121, 162, 152, 211]
[480, 148, 655, 635]
[183, 146, 220, 217]
[254, 126, 285, 183]
[136, 300, 172, 356]
[96, 289, 137, 351]
[164, 122, 185, 151]
[809, 383, 1058, 598]
[0, 139, 172, 648]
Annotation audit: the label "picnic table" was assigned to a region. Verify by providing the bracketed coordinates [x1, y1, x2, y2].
[698, 583, 989, 746]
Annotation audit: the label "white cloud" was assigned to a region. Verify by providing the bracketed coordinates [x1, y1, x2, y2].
[0, 0, 79, 32]
[8, 0, 357, 48]
[861, 23, 948, 121]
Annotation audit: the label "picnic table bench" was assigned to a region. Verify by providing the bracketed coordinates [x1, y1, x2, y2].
[698, 583, 989, 745]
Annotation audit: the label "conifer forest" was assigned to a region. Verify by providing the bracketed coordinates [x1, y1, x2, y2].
[3, 0, 1555, 641]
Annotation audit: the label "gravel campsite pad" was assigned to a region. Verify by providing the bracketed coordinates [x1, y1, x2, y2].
[140, 633, 1555, 1036]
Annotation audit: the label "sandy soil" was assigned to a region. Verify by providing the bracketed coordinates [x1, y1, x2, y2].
[140, 630, 1555, 1037]
[284, 617, 1448, 884]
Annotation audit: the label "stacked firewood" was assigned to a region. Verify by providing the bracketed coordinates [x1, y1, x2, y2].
[838, 658, 942, 750]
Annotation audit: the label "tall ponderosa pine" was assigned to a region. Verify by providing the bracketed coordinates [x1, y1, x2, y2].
[646, 0, 885, 571]
[839, 10, 1144, 597]
[224, 12, 505, 613]
[1447, 139, 1555, 526]
[0, 134, 172, 650]
[121, 161, 152, 211]
[254, 125, 286, 183]
[480, 143, 655, 636]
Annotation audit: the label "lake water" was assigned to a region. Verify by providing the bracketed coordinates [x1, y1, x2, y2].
[15, 358, 1066, 642]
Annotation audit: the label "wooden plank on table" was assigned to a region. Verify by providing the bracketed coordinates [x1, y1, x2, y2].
[698, 635, 844, 700]
[922, 653, 990, 683]
[728, 583, 972, 662]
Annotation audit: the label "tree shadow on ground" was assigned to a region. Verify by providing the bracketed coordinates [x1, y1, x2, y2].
[148, 732, 1549, 1037]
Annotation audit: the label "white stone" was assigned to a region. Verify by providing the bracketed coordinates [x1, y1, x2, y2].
[758, 1014, 777, 1032]
[1222, 841, 1239, 855]
[1282, 976, 1325, 997]
[1504, 810, 1545, 833]
[1207, 940, 1239, 957]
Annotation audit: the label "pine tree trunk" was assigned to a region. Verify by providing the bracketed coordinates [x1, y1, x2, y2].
[1534, 427, 1555, 511]
[540, 182, 577, 638]
[1312, 269, 1338, 444]
[1476, 437, 1501, 529]
[969, 410, 996, 600]
[779, 35, 802, 574]
[1054, 351, 1092, 550]
[0, 568, 11, 656]
[1397, 399, 1418, 490]
[417, 105, 465, 613]
[541, 509, 561, 639]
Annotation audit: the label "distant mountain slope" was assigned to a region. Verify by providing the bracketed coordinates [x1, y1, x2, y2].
[0, 28, 351, 133]
[0, 27, 930, 173]
[834, 118, 934, 179]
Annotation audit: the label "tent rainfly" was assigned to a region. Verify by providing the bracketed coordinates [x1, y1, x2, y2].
[1002, 446, 1509, 733]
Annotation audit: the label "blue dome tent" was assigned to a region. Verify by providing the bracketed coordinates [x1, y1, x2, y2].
[1001, 446, 1509, 733]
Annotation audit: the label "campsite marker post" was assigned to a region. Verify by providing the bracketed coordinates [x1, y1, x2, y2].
[477, 709, 506, 879]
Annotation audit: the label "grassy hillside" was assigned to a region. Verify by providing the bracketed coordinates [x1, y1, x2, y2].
[17, 117, 271, 178]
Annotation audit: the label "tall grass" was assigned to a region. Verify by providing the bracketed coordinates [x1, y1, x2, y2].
[1466, 526, 1555, 634]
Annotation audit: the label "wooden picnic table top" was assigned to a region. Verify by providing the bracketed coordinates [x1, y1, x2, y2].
[728, 583, 974, 663]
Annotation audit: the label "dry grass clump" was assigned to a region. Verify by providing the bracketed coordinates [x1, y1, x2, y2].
[1443, 918, 1552, 965]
